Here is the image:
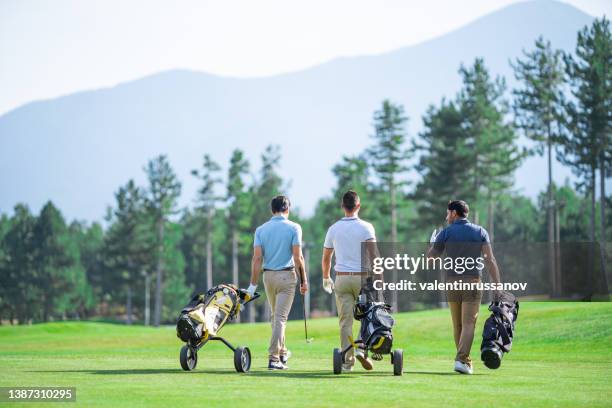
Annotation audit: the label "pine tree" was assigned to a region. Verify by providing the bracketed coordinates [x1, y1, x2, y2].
[561, 18, 612, 289]
[144, 155, 182, 327]
[32, 202, 87, 322]
[512, 37, 566, 294]
[1, 205, 37, 323]
[192, 154, 222, 290]
[413, 100, 474, 229]
[459, 58, 524, 239]
[367, 99, 411, 311]
[104, 180, 152, 324]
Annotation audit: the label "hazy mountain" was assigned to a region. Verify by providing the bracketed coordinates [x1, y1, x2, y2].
[0, 1, 595, 221]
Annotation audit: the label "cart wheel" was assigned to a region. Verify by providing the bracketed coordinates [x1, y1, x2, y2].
[392, 349, 403, 376]
[234, 347, 251, 373]
[333, 348, 343, 375]
[180, 345, 198, 371]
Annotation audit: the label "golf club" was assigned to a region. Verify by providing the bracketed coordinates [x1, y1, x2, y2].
[300, 274, 314, 343]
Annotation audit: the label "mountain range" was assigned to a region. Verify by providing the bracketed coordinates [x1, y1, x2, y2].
[0, 0, 595, 221]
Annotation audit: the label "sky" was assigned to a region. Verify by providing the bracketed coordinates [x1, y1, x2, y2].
[0, 0, 610, 116]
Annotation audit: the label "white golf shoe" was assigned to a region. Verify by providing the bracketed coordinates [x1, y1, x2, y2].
[454, 360, 473, 375]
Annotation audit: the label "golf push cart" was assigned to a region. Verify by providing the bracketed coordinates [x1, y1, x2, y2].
[333, 279, 404, 376]
[176, 284, 260, 373]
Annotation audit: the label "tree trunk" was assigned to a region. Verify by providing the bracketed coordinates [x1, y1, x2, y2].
[206, 210, 213, 290]
[588, 168, 596, 300]
[599, 158, 608, 296]
[555, 202, 562, 296]
[144, 272, 151, 326]
[232, 229, 240, 322]
[390, 181, 398, 313]
[126, 284, 133, 325]
[487, 197, 495, 243]
[547, 140, 557, 296]
[154, 218, 165, 327]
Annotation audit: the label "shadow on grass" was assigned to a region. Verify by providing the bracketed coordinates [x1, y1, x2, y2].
[27, 368, 478, 377]
[26, 368, 354, 379]
[404, 370, 484, 376]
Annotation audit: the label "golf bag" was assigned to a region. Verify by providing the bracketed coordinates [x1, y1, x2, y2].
[176, 284, 241, 344]
[480, 291, 519, 369]
[354, 280, 394, 356]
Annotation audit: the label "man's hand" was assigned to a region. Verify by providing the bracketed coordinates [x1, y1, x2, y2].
[247, 284, 257, 297]
[322, 277, 334, 294]
[300, 281, 308, 295]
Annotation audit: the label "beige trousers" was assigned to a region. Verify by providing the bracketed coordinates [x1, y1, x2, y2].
[446, 276, 482, 365]
[263, 270, 297, 362]
[334, 275, 362, 367]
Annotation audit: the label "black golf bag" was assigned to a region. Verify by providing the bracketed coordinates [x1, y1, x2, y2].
[354, 279, 394, 356]
[480, 292, 519, 369]
[176, 284, 241, 344]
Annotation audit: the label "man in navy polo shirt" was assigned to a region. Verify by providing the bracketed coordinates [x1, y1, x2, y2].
[428, 200, 501, 375]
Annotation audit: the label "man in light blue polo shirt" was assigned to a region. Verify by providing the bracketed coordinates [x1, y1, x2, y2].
[247, 195, 308, 370]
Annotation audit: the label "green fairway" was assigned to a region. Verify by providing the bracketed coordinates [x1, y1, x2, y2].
[0, 302, 610, 407]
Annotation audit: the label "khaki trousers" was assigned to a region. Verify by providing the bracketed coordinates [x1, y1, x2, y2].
[263, 270, 297, 362]
[446, 276, 482, 365]
[334, 275, 362, 367]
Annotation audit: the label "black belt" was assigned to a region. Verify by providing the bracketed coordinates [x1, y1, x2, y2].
[263, 267, 295, 272]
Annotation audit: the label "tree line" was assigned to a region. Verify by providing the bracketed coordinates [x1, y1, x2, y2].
[0, 18, 610, 324]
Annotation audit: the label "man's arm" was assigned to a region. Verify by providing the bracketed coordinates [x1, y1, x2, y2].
[482, 243, 501, 284]
[364, 238, 380, 275]
[427, 229, 444, 259]
[293, 245, 308, 294]
[250, 246, 263, 287]
[322, 247, 334, 279]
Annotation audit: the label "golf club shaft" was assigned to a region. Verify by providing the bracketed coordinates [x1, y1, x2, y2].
[299, 274, 309, 341]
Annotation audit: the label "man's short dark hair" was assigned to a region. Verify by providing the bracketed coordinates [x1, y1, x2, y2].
[271, 195, 290, 213]
[448, 200, 469, 218]
[342, 190, 360, 211]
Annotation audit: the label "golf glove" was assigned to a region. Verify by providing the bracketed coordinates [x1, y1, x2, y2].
[247, 284, 257, 297]
[429, 228, 438, 243]
[322, 278, 334, 294]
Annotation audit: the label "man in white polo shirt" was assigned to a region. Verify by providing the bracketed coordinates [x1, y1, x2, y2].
[321, 190, 376, 371]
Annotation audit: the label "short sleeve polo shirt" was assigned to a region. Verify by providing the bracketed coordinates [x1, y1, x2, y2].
[324, 216, 376, 273]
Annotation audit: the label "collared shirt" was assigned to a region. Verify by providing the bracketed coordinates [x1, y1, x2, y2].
[324, 216, 376, 273]
[434, 218, 490, 276]
[254, 215, 302, 270]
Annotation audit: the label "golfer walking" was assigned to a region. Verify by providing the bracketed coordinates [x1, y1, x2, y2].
[247, 195, 307, 370]
[427, 200, 501, 374]
[321, 191, 376, 372]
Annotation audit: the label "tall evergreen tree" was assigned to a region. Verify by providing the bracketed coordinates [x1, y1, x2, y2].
[104, 180, 152, 324]
[561, 18, 611, 281]
[459, 58, 524, 239]
[192, 154, 222, 290]
[413, 100, 474, 229]
[144, 155, 182, 327]
[33, 202, 87, 322]
[512, 36, 566, 293]
[367, 99, 411, 311]
[0, 214, 10, 323]
[1, 205, 37, 323]
[226, 150, 252, 320]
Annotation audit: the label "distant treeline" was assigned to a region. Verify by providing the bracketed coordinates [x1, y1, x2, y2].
[0, 18, 610, 325]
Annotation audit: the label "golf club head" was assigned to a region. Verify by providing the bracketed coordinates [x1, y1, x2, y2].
[306, 338, 314, 343]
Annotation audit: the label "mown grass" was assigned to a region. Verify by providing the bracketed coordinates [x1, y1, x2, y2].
[0, 302, 610, 407]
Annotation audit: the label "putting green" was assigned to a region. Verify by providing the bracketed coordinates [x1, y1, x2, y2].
[0, 302, 610, 407]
